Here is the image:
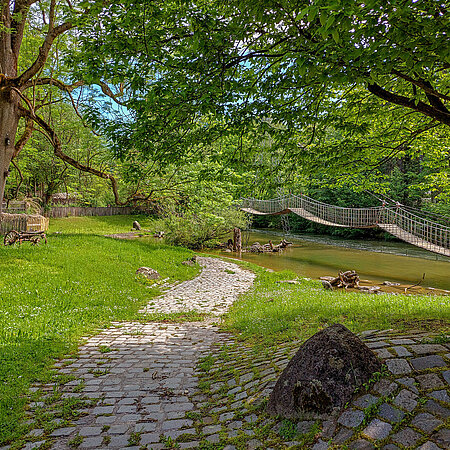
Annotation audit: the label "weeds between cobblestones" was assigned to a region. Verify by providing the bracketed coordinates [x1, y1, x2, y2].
[9, 257, 449, 449]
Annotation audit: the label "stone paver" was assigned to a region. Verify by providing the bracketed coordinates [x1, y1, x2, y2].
[141, 257, 255, 314]
[21, 258, 450, 450]
[362, 419, 392, 441]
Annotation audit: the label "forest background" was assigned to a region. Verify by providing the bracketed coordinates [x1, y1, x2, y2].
[1, 0, 449, 245]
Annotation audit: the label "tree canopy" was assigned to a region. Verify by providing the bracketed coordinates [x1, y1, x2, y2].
[71, 0, 449, 186]
[1, 0, 449, 209]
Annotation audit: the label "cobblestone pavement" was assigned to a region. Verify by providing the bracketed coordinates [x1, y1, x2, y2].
[17, 257, 254, 450]
[16, 258, 449, 449]
[48, 322, 225, 449]
[141, 257, 256, 315]
[190, 329, 449, 450]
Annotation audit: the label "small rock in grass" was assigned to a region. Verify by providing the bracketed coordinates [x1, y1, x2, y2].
[136, 267, 160, 280]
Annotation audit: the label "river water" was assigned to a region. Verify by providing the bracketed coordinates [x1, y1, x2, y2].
[214, 230, 450, 291]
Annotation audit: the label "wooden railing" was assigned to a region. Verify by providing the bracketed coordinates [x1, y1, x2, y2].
[45, 206, 142, 218]
[240, 194, 450, 257]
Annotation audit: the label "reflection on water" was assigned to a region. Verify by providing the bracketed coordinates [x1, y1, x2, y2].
[215, 229, 450, 290]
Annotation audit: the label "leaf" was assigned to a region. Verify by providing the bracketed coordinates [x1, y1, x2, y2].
[332, 29, 339, 44]
[308, 7, 318, 23]
[325, 16, 335, 30]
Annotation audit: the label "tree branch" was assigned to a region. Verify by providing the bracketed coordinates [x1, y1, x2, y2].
[391, 69, 450, 103]
[13, 117, 34, 158]
[19, 105, 125, 205]
[15, 21, 73, 85]
[367, 83, 450, 126]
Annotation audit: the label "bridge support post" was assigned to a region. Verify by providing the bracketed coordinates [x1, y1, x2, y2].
[233, 228, 242, 253]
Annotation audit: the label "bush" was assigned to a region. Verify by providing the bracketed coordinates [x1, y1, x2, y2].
[164, 208, 248, 249]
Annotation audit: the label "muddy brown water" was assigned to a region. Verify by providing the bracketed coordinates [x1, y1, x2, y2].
[210, 230, 450, 293]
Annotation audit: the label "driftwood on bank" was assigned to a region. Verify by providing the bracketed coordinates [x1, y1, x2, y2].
[218, 237, 293, 253]
[320, 271, 384, 293]
[320, 270, 360, 289]
[246, 239, 293, 253]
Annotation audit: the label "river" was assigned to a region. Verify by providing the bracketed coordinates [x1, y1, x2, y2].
[213, 230, 450, 291]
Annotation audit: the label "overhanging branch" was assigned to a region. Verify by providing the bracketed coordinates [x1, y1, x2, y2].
[19, 105, 125, 205]
[367, 83, 450, 126]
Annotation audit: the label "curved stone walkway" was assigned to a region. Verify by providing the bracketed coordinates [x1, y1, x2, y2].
[20, 257, 255, 449]
[141, 257, 255, 315]
[17, 258, 449, 449]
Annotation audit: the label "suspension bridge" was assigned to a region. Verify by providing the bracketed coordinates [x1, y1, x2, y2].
[240, 194, 450, 257]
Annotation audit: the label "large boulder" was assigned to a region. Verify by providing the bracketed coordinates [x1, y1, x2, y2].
[267, 324, 382, 419]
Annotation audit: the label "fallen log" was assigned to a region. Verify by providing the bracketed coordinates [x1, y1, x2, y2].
[320, 270, 360, 290]
[246, 239, 293, 253]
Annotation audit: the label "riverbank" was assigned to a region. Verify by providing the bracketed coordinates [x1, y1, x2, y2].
[15, 254, 450, 450]
[1, 216, 449, 447]
[211, 229, 450, 291]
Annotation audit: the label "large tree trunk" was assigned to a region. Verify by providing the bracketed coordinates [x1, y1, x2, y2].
[1, 2, 20, 214]
[0, 90, 20, 214]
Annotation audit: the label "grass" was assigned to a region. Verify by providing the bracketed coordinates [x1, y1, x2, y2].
[48, 214, 166, 235]
[0, 215, 197, 445]
[223, 268, 450, 344]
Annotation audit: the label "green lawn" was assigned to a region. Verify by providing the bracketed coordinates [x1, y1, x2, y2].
[0, 216, 196, 445]
[223, 268, 450, 344]
[48, 214, 161, 235]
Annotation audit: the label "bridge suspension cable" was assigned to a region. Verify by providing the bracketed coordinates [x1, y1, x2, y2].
[240, 194, 450, 257]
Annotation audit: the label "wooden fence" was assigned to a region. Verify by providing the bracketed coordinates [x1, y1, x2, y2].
[44, 206, 144, 218]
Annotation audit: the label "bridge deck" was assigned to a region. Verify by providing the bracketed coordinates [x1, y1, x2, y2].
[289, 208, 348, 228]
[378, 224, 450, 257]
[240, 195, 450, 257]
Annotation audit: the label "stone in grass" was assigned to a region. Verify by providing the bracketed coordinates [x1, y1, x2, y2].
[136, 267, 160, 280]
[132, 221, 141, 230]
[266, 324, 382, 418]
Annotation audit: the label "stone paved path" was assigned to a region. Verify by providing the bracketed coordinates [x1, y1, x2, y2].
[189, 328, 449, 450]
[141, 257, 255, 315]
[24, 257, 254, 449]
[18, 258, 449, 449]
[51, 323, 222, 449]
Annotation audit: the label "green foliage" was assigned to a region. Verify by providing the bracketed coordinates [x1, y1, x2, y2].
[161, 173, 249, 248]
[278, 419, 297, 440]
[164, 207, 247, 249]
[68, 0, 449, 197]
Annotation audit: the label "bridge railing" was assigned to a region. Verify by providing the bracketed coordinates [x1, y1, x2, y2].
[381, 207, 450, 252]
[241, 195, 383, 227]
[240, 194, 450, 255]
[289, 195, 383, 228]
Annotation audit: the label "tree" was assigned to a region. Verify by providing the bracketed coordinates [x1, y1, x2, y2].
[72, 0, 449, 191]
[0, 0, 126, 213]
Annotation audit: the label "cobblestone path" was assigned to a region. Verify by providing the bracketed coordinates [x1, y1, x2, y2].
[141, 257, 256, 315]
[49, 323, 223, 449]
[18, 258, 449, 449]
[192, 329, 450, 450]
[26, 257, 254, 450]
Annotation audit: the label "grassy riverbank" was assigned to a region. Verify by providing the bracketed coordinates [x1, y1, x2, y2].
[0, 216, 196, 444]
[223, 267, 450, 343]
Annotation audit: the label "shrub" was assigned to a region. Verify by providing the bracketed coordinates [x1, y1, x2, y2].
[164, 208, 247, 249]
